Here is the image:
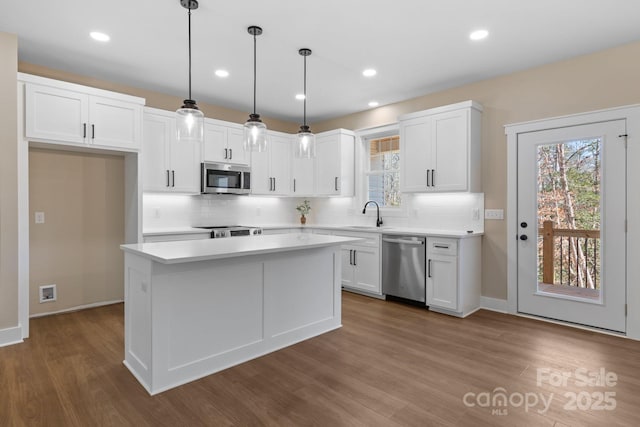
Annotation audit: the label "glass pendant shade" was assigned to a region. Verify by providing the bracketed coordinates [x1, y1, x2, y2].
[296, 125, 316, 159]
[243, 114, 268, 152]
[176, 100, 204, 143]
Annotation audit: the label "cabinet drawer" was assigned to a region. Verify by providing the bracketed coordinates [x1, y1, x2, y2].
[332, 231, 380, 247]
[428, 238, 457, 255]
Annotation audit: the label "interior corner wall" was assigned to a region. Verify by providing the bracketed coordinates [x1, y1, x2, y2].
[0, 32, 19, 331]
[313, 40, 640, 300]
[28, 148, 125, 316]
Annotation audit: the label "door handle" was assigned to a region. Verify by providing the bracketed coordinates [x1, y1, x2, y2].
[224, 148, 228, 159]
[171, 170, 175, 187]
[519, 235, 528, 241]
[428, 259, 432, 278]
[520, 222, 528, 228]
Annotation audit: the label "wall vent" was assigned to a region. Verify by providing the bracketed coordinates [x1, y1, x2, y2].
[39, 284, 57, 303]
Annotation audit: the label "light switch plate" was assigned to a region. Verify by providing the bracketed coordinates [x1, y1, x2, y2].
[35, 211, 45, 224]
[485, 209, 504, 220]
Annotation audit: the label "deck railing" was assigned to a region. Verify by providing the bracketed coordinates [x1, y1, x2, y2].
[539, 220, 600, 289]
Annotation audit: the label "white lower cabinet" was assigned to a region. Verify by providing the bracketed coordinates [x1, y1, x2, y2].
[319, 230, 381, 295]
[426, 236, 481, 317]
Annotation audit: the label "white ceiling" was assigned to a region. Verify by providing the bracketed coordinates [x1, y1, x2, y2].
[2, 0, 640, 124]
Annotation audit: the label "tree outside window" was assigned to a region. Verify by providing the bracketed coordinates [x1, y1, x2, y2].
[366, 135, 401, 207]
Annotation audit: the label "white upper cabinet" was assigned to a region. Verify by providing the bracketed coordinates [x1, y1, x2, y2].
[315, 129, 355, 196]
[143, 108, 201, 193]
[291, 151, 315, 196]
[23, 74, 143, 151]
[400, 101, 481, 193]
[251, 131, 292, 196]
[203, 120, 249, 165]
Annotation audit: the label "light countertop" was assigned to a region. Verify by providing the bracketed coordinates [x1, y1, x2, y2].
[122, 233, 363, 264]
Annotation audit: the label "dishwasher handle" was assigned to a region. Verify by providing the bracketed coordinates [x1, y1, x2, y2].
[382, 238, 424, 245]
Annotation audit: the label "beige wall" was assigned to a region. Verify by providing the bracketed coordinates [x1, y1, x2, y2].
[315, 41, 640, 299]
[29, 148, 125, 315]
[18, 62, 299, 134]
[0, 32, 19, 329]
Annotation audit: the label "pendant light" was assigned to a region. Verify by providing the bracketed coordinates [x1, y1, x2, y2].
[176, 0, 204, 143]
[243, 26, 268, 152]
[296, 48, 315, 159]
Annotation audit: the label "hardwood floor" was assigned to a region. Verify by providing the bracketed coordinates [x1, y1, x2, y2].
[2, 291, 640, 426]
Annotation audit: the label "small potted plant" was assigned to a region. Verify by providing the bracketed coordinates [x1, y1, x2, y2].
[296, 199, 311, 225]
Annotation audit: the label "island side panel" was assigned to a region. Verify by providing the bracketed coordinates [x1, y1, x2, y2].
[123, 253, 153, 393]
[146, 245, 342, 395]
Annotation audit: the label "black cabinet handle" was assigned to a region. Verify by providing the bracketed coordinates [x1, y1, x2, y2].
[91, 124, 95, 140]
[349, 249, 354, 265]
[293, 179, 296, 193]
[166, 170, 170, 187]
[229, 149, 232, 159]
[83, 123, 87, 138]
[520, 235, 528, 241]
[431, 169, 435, 187]
[273, 177, 276, 192]
[426, 170, 430, 187]
[224, 148, 228, 159]
[171, 170, 175, 187]
[428, 259, 432, 278]
[334, 177, 338, 191]
[353, 250, 357, 266]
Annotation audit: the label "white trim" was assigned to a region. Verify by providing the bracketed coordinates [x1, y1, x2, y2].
[514, 313, 626, 339]
[505, 103, 640, 340]
[29, 300, 124, 319]
[398, 100, 483, 121]
[480, 296, 508, 313]
[17, 81, 29, 339]
[0, 325, 24, 347]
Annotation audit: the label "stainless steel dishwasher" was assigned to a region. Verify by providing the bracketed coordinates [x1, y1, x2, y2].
[382, 235, 426, 303]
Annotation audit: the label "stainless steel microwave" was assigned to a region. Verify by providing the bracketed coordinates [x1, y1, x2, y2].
[201, 162, 251, 195]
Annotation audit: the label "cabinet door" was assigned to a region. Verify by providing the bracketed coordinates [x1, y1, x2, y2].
[352, 246, 381, 294]
[400, 116, 433, 192]
[203, 123, 228, 163]
[89, 96, 141, 150]
[25, 84, 88, 144]
[269, 135, 291, 195]
[142, 112, 172, 192]
[291, 155, 315, 196]
[315, 135, 342, 195]
[226, 127, 249, 165]
[169, 135, 201, 193]
[427, 254, 458, 311]
[250, 148, 271, 195]
[431, 109, 468, 192]
[341, 247, 355, 288]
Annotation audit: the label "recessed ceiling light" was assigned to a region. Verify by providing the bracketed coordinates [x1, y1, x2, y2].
[469, 29, 489, 41]
[295, 93, 306, 100]
[215, 69, 229, 78]
[362, 68, 377, 77]
[90, 31, 110, 42]
[368, 101, 379, 107]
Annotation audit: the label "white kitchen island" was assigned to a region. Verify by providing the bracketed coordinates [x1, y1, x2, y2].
[120, 233, 361, 395]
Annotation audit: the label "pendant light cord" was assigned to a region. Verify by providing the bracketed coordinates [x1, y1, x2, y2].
[187, 7, 192, 101]
[253, 32, 257, 115]
[303, 54, 307, 127]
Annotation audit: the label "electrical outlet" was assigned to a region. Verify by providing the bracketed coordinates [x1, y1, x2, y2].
[485, 209, 504, 220]
[35, 211, 45, 224]
[472, 208, 480, 220]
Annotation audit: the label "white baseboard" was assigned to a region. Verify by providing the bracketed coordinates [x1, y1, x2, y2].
[480, 296, 509, 313]
[0, 325, 24, 347]
[29, 299, 124, 318]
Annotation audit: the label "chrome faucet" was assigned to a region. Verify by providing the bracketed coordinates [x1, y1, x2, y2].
[362, 201, 383, 227]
